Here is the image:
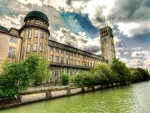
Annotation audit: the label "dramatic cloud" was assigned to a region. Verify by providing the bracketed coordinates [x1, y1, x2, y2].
[0, 0, 149, 71]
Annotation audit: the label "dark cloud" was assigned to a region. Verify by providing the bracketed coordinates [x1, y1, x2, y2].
[83, 45, 100, 53]
[108, 0, 150, 23]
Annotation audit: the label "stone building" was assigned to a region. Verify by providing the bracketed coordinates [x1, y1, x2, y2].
[0, 11, 115, 84]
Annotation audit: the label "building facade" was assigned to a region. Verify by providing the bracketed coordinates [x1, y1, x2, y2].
[0, 11, 115, 84]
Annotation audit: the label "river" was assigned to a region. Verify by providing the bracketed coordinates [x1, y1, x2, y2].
[1, 81, 150, 113]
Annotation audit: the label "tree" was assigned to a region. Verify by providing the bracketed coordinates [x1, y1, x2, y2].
[0, 62, 30, 97]
[110, 57, 131, 84]
[23, 55, 51, 86]
[91, 63, 113, 85]
[136, 67, 150, 81]
[132, 70, 143, 82]
[61, 73, 70, 85]
[82, 72, 95, 87]
[73, 73, 84, 87]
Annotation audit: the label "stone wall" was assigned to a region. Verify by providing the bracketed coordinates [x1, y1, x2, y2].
[0, 84, 120, 109]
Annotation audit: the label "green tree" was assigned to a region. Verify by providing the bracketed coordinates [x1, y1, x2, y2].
[110, 57, 131, 84]
[136, 67, 150, 81]
[82, 72, 95, 87]
[23, 55, 51, 86]
[91, 63, 113, 85]
[73, 73, 84, 87]
[132, 70, 143, 82]
[61, 73, 70, 85]
[0, 62, 30, 97]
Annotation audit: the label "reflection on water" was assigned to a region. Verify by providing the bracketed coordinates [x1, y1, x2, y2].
[1, 82, 150, 113]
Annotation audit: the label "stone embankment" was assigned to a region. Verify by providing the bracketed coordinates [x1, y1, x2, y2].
[0, 83, 120, 109]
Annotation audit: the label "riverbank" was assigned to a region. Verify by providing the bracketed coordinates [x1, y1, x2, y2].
[0, 83, 121, 110]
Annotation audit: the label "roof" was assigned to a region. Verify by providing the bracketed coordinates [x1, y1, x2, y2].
[0, 25, 8, 32]
[24, 11, 49, 22]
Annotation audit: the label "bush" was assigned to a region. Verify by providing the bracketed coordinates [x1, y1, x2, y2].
[82, 72, 95, 87]
[61, 73, 70, 85]
[132, 70, 143, 82]
[135, 67, 150, 81]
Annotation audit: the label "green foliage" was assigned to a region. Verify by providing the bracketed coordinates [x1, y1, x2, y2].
[73, 73, 84, 87]
[135, 67, 150, 81]
[61, 73, 70, 85]
[0, 54, 51, 97]
[82, 72, 95, 87]
[0, 62, 30, 97]
[132, 70, 143, 82]
[91, 63, 113, 85]
[110, 57, 131, 84]
[23, 55, 51, 86]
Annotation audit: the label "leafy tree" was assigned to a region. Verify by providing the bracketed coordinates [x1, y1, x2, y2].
[110, 57, 131, 84]
[82, 72, 95, 87]
[23, 55, 51, 86]
[0, 62, 30, 97]
[132, 70, 143, 82]
[91, 63, 112, 85]
[61, 73, 70, 85]
[73, 73, 84, 87]
[136, 67, 150, 81]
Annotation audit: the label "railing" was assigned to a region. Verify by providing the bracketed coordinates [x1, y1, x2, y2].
[50, 62, 94, 70]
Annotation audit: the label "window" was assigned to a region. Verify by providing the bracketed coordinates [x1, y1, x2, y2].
[10, 37, 17, 43]
[66, 51, 68, 55]
[74, 53, 76, 57]
[70, 59, 73, 65]
[78, 54, 80, 58]
[74, 60, 76, 65]
[50, 55, 53, 62]
[33, 43, 37, 51]
[40, 31, 44, 38]
[50, 47, 54, 51]
[44, 44, 47, 52]
[61, 49, 64, 54]
[28, 29, 32, 38]
[78, 60, 80, 65]
[34, 29, 38, 38]
[55, 67, 58, 76]
[56, 48, 59, 53]
[8, 47, 15, 58]
[56, 56, 59, 63]
[61, 57, 64, 63]
[51, 41, 55, 45]
[66, 58, 68, 64]
[40, 43, 43, 52]
[27, 44, 31, 53]
[70, 52, 73, 56]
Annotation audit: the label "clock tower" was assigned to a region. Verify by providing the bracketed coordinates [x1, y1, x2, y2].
[100, 26, 115, 63]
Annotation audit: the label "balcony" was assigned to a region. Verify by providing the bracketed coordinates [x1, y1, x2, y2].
[50, 62, 93, 70]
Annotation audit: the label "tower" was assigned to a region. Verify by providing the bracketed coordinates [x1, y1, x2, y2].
[19, 11, 50, 60]
[100, 26, 115, 63]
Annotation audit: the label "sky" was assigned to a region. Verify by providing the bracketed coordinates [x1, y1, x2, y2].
[0, 0, 149, 71]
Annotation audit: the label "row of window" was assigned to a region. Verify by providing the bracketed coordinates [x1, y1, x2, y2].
[26, 43, 47, 53]
[53, 67, 81, 76]
[49, 55, 98, 67]
[24, 29, 47, 40]
[50, 47, 102, 62]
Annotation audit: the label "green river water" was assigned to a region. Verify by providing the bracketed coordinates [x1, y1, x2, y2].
[1, 81, 150, 113]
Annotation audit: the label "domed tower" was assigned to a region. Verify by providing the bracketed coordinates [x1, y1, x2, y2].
[19, 11, 50, 60]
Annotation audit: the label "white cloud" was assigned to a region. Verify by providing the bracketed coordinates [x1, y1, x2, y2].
[50, 27, 101, 54]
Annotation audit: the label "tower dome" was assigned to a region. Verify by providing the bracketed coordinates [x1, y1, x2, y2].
[24, 11, 49, 22]
[0, 25, 8, 32]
